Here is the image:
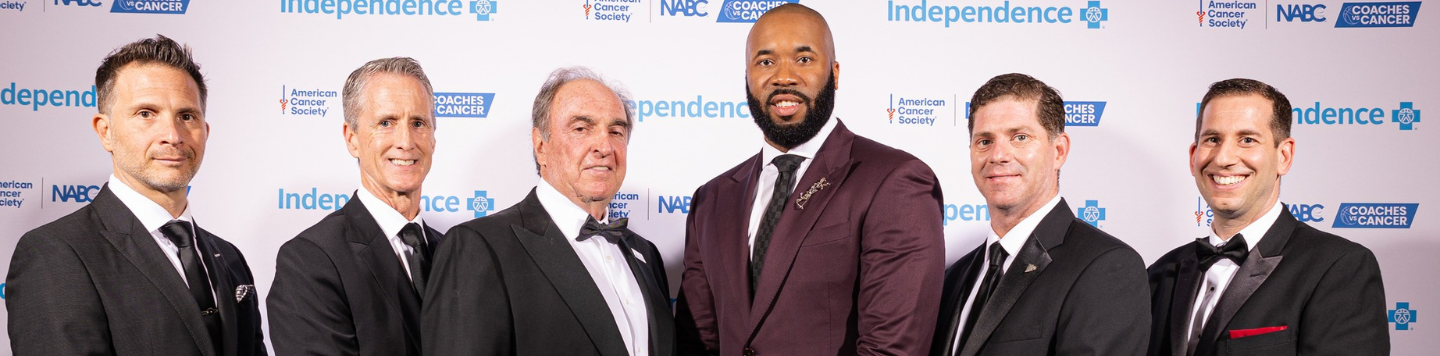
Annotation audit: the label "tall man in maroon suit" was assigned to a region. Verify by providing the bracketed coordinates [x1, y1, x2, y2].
[675, 4, 946, 356]
[1146, 79, 1388, 356]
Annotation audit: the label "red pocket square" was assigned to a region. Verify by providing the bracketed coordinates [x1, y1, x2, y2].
[1229, 325, 1287, 339]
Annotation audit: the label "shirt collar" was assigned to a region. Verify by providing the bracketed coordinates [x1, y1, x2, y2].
[355, 187, 425, 240]
[987, 195, 1062, 257]
[107, 174, 193, 234]
[1207, 200, 1282, 251]
[759, 115, 838, 167]
[536, 179, 605, 240]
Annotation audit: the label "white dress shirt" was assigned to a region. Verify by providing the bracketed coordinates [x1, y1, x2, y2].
[747, 116, 839, 255]
[951, 195, 1062, 352]
[536, 180, 650, 356]
[1184, 200, 1282, 346]
[355, 187, 429, 283]
[107, 175, 214, 301]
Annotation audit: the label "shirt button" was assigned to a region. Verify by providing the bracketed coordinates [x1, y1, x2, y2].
[605, 255, 613, 261]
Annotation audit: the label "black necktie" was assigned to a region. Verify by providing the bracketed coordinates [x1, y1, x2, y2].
[578, 216, 628, 244]
[399, 223, 430, 296]
[957, 241, 1008, 354]
[1195, 234, 1248, 271]
[751, 154, 805, 296]
[160, 220, 223, 355]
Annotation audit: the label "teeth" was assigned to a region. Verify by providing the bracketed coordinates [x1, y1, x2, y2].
[1212, 175, 1244, 185]
[775, 101, 798, 107]
[390, 159, 416, 166]
[591, 166, 610, 171]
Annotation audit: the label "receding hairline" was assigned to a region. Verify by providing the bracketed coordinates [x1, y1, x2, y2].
[546, 78, 628, 126]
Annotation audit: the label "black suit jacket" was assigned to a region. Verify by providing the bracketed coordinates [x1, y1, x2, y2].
[267, 193, 444, 356]
[423, 189, 676, 356]
[6, 184, 266, 356]
[1146, 206, 1389, 356]
[930, 199, 1150, 356]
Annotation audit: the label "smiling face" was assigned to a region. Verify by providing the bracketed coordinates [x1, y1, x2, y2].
[970, 97, 1069, 217]
[745, 6, 839, 150]
[533, 79, 630, 207]
[95, 63, 208, 195]
[344, 72, 435, 198]
[1191, 94, 1294, 225]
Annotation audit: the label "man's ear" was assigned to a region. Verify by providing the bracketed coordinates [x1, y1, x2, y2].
[93, 113, 115, 153]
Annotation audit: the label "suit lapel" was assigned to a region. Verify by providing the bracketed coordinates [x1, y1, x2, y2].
[342, 196, 424, 351]
[619, 231, 676, 356]
[512, 191, 629, 356]
[958, 199, 1070, 356]
[747, 121, 857, 338]
[1195, 209, 1295, 356]
[92, 185, 216, 355]
[193, 224, 238, 356]
[1168, 252, 1202, 356]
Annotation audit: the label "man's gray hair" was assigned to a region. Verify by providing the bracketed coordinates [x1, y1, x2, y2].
[342, 57, 435, 129]
[530, 66, 636, 173]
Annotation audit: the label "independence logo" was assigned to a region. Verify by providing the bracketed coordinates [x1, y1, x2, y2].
[943, 202, 990, 226]
[887, 0, 1107, 29]
[281, 0, 498, 21]
[1389, 302, 1418, 330]
[1336, 1, 1421, 27]
[1332, 203, 1418, 228]
[1292, 101, 1421, 131]
[628, 95, 751, 122]
[433, 92, 494, 118]
[1197, 0, 1260, 29]
[1077, 199, 1106, 227]
[1, 82, 97, 111]
[110, 0, 189, 14]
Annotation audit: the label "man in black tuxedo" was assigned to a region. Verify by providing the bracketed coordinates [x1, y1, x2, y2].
[267, 57, 443, 356]
[1146, 79, 1388, 356]
[930, 74, 1150, 356]
[6, 35, 266, 356]
[423, 67, 674, 356]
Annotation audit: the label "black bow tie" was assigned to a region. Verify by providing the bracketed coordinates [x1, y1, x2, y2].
[1196, 234, 1248, 270]
[578, 216, 628, 244]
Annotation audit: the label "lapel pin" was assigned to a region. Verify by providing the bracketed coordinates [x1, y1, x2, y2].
[1024, 264, 1037, 273]
[795, 177, 831, 210]
[633, 249, 647, 264]
[214, 253, 221, 258]
[235, 284, 254, 303]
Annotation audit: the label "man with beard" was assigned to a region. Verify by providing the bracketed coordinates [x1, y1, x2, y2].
[7, 35, 267, 355]
[674, 4, 945, 356]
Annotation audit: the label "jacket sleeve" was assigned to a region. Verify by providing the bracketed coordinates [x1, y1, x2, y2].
[422, 224, 513, 356]
[6, 229, 114, 355]
[675, 186, 721, 356]
[855, 159, 947, 356]
[1298, 247, 1389, 355]
[1055, 245, 1152, 356]
[266, 237, 358, 356]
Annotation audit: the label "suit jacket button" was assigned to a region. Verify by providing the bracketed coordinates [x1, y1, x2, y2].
[743, 347, 756, 356]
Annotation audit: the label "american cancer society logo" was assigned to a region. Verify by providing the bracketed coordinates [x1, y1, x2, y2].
[1332, 203, 1418, 228]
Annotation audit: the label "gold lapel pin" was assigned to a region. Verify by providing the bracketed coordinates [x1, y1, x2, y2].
[795, 178, 831, 210]
[1024, 264, 1037, 273]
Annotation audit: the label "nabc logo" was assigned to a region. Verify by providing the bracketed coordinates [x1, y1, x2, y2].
[1333, 203, 1418, 228]
[53, 184, 103, 203]
[658, 195, 692, 214]
[1288, 203, 1325, 222]
[1277, 3, 1327, 22]
[56, 0, 102, 6]
[660, 0, 708, 17]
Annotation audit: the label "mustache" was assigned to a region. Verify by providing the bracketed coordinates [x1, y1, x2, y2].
[149, 147, 195, 160]
[767, 88, 812, 106]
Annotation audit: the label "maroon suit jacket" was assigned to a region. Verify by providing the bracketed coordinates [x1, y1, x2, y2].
[676, 120, 946, 356]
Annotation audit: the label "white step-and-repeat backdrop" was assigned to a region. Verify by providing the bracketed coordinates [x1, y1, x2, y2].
[1, 0, 1434, 353]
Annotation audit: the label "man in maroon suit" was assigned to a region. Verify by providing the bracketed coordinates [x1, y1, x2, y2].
[675, 4, 946, 356]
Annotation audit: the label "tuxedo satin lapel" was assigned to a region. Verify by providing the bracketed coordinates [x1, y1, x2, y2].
[342, 197, 424, 349]
[193, 226, 238, 356]
[513, 192, 629, 356]
[959, 234, 1054, 356]
[724, 153, 763, 310]
[935, 247, 985, 356]
[1195, 210, 1296, 356]
[747, 122, 856, 336]
[92, 185, 215, 354]
[1168, 254, 1202, 356]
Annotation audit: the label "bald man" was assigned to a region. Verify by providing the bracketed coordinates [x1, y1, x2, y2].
[675, 4, 946, 356]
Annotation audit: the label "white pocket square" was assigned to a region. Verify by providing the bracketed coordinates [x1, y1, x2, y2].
[235, 284, 255, 303]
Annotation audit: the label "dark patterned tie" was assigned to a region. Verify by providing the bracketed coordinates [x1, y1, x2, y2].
[578, 216, 628, 244]
[399, 223, 430, 296]
[751, 154, 805, 297]
[160, 220, 223, 355]
[957, 241, 1008, 354]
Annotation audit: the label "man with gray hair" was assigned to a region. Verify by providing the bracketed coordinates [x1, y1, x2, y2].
[267, 56, 443, 356]
[424, 67, 675, 356]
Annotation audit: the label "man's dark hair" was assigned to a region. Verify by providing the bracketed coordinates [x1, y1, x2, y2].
[1196, 78, 1292, 145]
[95, 34, 207, 114]
[967, 73, 1065, 140]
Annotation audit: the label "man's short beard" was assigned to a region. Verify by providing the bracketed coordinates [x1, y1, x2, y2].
[746, 72, 837, 150]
